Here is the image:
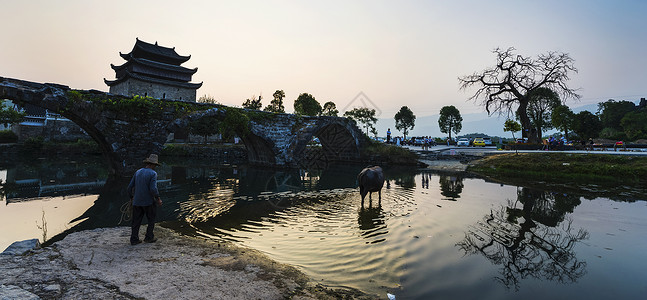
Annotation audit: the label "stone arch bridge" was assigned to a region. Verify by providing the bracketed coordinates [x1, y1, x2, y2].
[1, 77, 370, 177]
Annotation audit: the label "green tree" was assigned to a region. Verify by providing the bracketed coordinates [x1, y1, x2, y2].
[242, 95, 263, 110]
[321, 101, 339, 116]
[0, 103, 25, 127]
[571, 111, 602, 140]
[504, 119, 522, 140]
[504, 119, 522, 154]
[264, 90, 285, 113]
[621, 111, 647, 141]
[293, 93, 322, 116]
[188, 115, 220, 144]
[219, 109, 250, 139]
[198, 95, 219, 104]
[459, 47, 580, 143]
[551, 105, 575, 139]
[394, 106, 416, 140]
[526, 87, 561, 136]
[597, 99, 636, 131]
[344, 107, 377, 136]
[438, 105, 462, 140]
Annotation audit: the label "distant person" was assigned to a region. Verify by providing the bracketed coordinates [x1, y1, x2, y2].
[387, 128, 391, 143]
[127, 154, 163, 245]
[549, 136, 556, 150]
[588, 138, 595, 151]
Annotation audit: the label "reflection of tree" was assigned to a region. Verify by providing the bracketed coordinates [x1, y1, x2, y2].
[508, 187, 581, 227]
[394, 174, 416, 189]
[457, 187, 589, 290]
[439, 174, 464, 200]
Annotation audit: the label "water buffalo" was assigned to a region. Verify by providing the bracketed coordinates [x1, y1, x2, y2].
[358, 166, 385, 206]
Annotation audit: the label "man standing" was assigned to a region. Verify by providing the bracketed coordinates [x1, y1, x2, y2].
[386, 128, 391, 143]
[127, 154, 163, 245]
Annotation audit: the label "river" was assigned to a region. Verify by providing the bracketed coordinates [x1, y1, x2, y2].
[1, 155, 646, 299]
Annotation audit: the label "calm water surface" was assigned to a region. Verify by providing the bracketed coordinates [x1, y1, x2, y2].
[1, 155, 646, 299]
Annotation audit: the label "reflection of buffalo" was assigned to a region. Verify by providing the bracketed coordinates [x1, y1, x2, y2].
[358, 166, 385, 206]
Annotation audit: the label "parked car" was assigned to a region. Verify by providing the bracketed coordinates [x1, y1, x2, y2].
[483, 137, 493, 146]
[457, 138, 470, 146]
[473, 137, 485, 147]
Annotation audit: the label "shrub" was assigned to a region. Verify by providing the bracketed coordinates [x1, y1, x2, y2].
[22, 136, 44, 152]
[162, 144, 190, 156]
[0, 130, 18, 143]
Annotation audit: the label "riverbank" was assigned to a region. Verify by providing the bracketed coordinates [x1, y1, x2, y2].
[467, 152, 647, 184]
[1, 227, 377, 300]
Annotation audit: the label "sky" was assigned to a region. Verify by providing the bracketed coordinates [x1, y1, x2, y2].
[2, 0, 646, 137]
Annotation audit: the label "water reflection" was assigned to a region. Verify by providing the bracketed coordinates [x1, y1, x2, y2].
[1, 156, 107, 202]
[4, 155, 647, 298]
[357, 206, 387, 243]
[457, 187, 590, 290]
[439, 173, 464, 200]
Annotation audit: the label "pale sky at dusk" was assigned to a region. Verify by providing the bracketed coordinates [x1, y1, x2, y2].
[2, 0, 646, 135]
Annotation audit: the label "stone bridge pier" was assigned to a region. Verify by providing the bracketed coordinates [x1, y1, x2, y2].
[1, 77, 370, 177]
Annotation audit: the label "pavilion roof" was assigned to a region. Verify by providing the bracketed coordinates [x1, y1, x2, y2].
[104, 70, 202, 90]
[120, 38, 191, 65]
[111, 55, 198, 75]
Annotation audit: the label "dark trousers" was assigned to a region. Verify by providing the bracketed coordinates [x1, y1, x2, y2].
[131, 204, 157, 243]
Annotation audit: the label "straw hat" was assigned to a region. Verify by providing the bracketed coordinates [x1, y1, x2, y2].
[143, 154, 161, 166]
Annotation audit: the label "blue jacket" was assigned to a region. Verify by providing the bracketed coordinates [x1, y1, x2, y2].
[127, 167, 160, 206]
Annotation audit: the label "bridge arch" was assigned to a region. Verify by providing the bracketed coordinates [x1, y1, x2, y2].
[293, 117, 363, 165]
[172, 109, 278, 166]
[1, 77, 369, 176]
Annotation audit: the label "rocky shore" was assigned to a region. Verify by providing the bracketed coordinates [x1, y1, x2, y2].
[1, 227, 376, 300]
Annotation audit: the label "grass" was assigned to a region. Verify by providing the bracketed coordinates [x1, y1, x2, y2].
[361, 141, 420, 165]
[468, 153, 647, 184]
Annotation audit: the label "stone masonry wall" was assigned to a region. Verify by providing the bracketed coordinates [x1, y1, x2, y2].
[109, 78, 196, 101]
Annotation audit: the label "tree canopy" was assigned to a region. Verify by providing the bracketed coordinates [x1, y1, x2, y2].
[394, 106, 416, 140]
[620, 110, 647, 141]
[597, 99, 636, 131]
[264, 90, 285, 113]
[571, 111, 602, 140]
[526, 87, 561, 137]
[242, 95, 263, 110]
[197, 95, 219, 104]
[188, 115, 220, 144]
[0, 103, 25, 127]
[321, 101, 339, 116]
[438, 105, 462, 140]
[459, 47, 580, 143]
[344, 107, 377, 136]
[293, 93, 322, 116]
[551, 105, 575, 139]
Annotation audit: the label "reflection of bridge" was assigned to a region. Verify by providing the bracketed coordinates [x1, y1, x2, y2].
[1, 77, 369, 176]
[5, 179, 107, 203]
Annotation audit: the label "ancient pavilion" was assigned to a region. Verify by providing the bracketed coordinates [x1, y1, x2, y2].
[104, 38, 202, 101]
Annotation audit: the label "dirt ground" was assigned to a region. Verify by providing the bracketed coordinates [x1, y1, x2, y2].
[1, 227, 377, 299]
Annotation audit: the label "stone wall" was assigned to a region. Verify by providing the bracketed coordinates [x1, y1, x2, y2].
[162, 144, 247, 165]
[1, 77, 370, 176]
[13, 119, 89, 142]
[109, 78, 196, 102]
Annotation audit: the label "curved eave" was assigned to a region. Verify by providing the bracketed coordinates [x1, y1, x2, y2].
[104, 72, 202, 89]
[130, 38, 192, 64]
[111, 57, 197, 74]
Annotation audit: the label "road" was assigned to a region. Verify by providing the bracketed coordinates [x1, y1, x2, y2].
[403, 145, 647, 156]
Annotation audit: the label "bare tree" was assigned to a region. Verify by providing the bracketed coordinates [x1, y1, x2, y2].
[459, 47, 580, 143]
[457, 187, 589, 290]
